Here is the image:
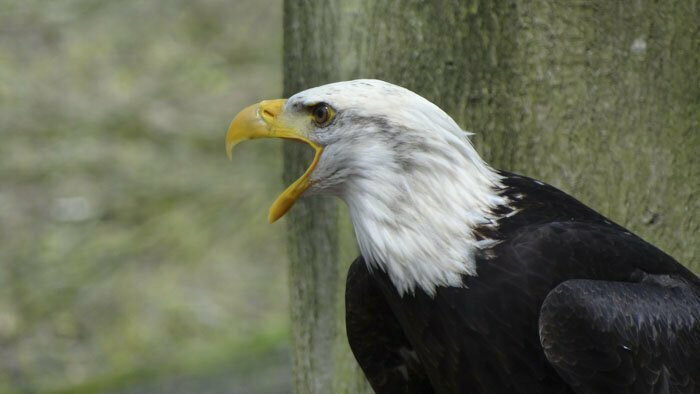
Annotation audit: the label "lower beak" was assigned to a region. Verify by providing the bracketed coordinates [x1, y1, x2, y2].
[226, 99, 323, 223]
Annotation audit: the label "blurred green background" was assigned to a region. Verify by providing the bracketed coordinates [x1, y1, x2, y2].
[0, 1, 290, 393]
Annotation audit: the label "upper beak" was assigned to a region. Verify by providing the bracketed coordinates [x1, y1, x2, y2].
[226, 99, 323, 223]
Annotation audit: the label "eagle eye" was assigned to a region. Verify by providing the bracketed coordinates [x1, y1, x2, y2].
[310, 103, 333, 127]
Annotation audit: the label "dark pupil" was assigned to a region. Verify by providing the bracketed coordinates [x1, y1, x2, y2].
[314, 106, 327, 122]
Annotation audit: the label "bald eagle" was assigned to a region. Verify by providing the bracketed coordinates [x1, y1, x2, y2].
[226, 80, 700, 394]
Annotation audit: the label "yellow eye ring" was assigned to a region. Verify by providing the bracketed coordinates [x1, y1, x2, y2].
[311, 103, 333, 126]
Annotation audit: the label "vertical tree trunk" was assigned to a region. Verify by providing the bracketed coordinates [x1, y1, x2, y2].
[282, 1, 372, 392]
[283, 0, 699, 392]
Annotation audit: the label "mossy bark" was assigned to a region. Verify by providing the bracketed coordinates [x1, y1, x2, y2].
[283, 2, 371, 393]
[283, 0, 699, 392]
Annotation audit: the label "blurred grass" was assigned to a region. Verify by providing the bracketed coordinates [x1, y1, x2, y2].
[0, 1, 289, 392]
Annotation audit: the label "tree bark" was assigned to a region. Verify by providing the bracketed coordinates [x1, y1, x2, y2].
[283, 0, 699, 392]
[283, 2, 372, 393]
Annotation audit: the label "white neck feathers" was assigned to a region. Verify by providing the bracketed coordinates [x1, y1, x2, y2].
[342, 122, 505, 296]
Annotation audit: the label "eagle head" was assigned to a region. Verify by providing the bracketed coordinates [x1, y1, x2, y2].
[227, 79, 506, 295]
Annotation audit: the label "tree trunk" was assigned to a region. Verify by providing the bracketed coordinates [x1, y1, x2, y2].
[283, 0, 699, 392]
[282, 2, 373, 392]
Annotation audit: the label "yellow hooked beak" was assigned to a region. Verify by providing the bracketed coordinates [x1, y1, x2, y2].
[226, 99, 323, 223]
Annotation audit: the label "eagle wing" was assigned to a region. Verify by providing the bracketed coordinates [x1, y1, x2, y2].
[346, 173, 700, 393]
[539, 277, 700, 394]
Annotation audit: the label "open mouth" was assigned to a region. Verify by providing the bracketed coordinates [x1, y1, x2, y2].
[226, 99, 323, 223]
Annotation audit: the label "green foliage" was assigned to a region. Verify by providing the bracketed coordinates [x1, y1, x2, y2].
[0, 0, 288, 392]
